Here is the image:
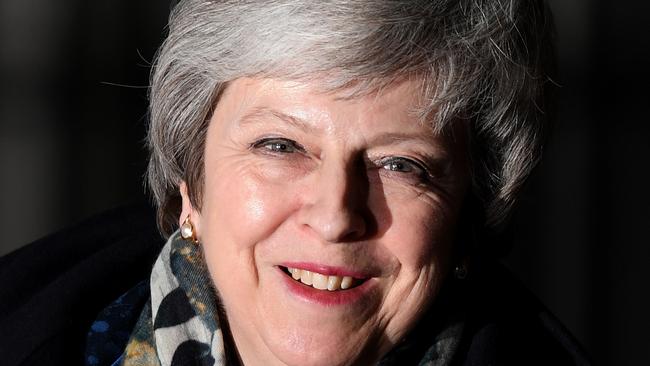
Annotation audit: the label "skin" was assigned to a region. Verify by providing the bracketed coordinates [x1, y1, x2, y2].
[179, 77, 470, 366]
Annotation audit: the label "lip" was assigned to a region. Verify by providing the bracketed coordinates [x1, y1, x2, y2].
[276, 266, 377, 306]
[279, 261, 374, 279]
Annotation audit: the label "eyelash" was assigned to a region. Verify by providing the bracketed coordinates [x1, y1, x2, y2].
[251, 137, 304, 154]
[250, 137, 434, 183]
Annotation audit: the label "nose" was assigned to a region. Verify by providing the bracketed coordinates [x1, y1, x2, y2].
[297, 158, 368, 243]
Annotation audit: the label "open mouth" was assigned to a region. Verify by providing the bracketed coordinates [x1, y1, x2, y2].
[280, 266, 365, 291]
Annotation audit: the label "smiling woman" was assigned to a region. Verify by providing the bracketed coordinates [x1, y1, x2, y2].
[185, 78, 469, 365]
[1, 0, 591, 365]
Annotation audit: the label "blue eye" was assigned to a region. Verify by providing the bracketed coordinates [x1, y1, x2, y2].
[383, 160, 413, 173]
[253, 138, 301, 153]
[381, 157, 419, 172]
[380, 157, 432, 182]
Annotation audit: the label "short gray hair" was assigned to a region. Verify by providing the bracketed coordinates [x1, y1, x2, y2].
[147, 0, 556, 238]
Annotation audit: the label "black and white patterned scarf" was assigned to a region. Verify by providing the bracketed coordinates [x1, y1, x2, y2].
[118, 232, 227, 365]
[117, 231, 463, 366]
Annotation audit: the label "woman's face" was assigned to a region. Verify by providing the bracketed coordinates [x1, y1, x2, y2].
[181, 77, 469, 366]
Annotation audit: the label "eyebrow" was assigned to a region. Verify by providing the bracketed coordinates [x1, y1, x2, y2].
[237, 107, 317, 134]
[237, 106, 449, 157]
[371, 131, 438, 148]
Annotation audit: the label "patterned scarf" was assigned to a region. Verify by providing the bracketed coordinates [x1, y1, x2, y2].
[117, 232, 463, 366]
[119, 232, 227, 365]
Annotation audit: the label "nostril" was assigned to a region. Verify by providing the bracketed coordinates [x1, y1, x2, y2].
[339, 214, 367, 241]
[316, 210, 367, 243]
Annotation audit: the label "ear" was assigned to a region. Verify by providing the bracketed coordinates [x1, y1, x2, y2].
[179, 181, 201, 234]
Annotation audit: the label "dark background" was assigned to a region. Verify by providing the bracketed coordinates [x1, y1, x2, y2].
[1, 1, 648, 364]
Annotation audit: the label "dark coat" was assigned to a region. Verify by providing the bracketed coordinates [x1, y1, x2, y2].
[0, 204, 591, 366]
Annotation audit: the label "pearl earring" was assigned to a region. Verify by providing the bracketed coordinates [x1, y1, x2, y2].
[454, 263, 468, 280]
[180, 216, 198, 243]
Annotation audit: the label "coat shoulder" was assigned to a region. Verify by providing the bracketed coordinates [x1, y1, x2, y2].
[453, 260, 593, 366]
[0, 203, 163, 366]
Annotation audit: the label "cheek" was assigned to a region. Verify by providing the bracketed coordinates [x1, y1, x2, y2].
[200, 161, 299, 250]
[370, 183, 456, 265]
[387, 214, 438, 268]
[198, 162, 302, 312]
[376, 197, 457, 343]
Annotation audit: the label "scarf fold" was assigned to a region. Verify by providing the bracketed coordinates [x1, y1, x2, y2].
[119, 231, 226, 366]
[118, 231, 463, 366]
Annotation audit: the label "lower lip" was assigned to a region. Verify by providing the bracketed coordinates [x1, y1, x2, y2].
[277, 267, 376, 307]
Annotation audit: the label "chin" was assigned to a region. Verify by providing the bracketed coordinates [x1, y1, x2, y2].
[266, 331, 380, 366]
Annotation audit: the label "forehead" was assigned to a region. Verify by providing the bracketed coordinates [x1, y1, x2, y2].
[214, 77, 436, 137]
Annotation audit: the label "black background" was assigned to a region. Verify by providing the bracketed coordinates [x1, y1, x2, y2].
[1, 1, 648, 364]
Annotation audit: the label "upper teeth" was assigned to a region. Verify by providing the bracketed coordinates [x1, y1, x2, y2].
[287, 267, 357, 291]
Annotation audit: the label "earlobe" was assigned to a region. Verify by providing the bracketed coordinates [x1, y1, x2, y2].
[178, 181, 198, 233]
